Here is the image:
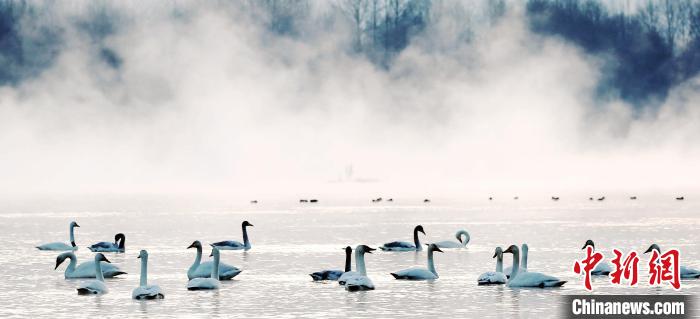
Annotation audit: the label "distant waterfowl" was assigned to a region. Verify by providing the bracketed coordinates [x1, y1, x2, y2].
[676, 196, 685, 201]
[300, 199, 308, 203]
[423, 199, 430, 203]
[435, 229, 470, 249]
[310, 246, 352, 281]
[380, 225, 426, 251]
[76, 253, 111, 295]
[371, 197, 383, 203]
[132, 250, 164, 300]
[88, 233, 125, 253]
[477, 247, 507, 285]
[581, 240, 613, 275]
[630, 196, 637, 200]
[187, 247, 222, 290]
[55, 252, 126, 278]
[589, 197, 593, 201]
[36, 221, 80, 251]
[250, 200, 258, 204]
[187, 241, 242, 280]
[551, 196, 559, 201]
[212, 221, 253, 251]
[310, 199, 319, 203]
[644, 244, 700, 279]
[514, 196, 519, 200]
[387, 198, 393, 202]
[391, 244, 443, 280]
[489, 197, 493, 201]
[597, 196, 605, 201]
[504, 245, 566, 288]
[342, 245, 376, 291]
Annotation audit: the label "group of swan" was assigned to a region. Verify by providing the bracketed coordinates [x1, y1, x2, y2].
[379, 225, 469, 251]
[36, 221, 127, 253]
[477, 244, 567, 287]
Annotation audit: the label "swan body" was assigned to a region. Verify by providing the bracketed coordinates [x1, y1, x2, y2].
[37, 221, 80, 251]
[645, 244, 700, 279]
[89, 233, 125, 253]
[505, 244, 566, 288]
[342, 245, 376, 291]
[380, 225, 425, 251]
[434, 229, 470, 249]
[581, 240, 613, 275]
[311, 246, 352, 281]
[187, 247, 221, 290]
[212, 221, 253, 250]
[55, 252, 126, 278]
[187, 241, 242, 280]
[77, 253, 110, 295]
[478, 247, 507, 285]
[132, 250, 164, 300]
[391, 244, 443, 280]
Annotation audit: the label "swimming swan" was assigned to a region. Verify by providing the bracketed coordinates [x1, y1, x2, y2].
[477, 247, 507, 285]
[503, 243, 529, 278]
[504, 244, 566, 288]
[391, 243, 444, 280]
[212, 221, 254, 251]
[434, 230, 470, 249]
[343, 245, 376, 291]
[132, 250, 164, 300]
[88, 233, 125, 253]
[76, 253, 110, 295]
[380, 225, 425, 251]
[187, 241, 242, 280]
[310, 246, 352, 281]
[187, 247, 222, 290]
[36, 221, 80, 251]
[582, 240, 613, 275]
[55, 252, 126, 278]
[644, 244, 700, 279]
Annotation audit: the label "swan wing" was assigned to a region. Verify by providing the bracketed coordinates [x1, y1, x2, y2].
[434, 240, 463, 249]
[391, 268, 437, 280]
[681, 266, 700, 279]
[592, 262, 613, 275]
[192, 261, 241, 280]
[508, 272, 566, 288]
[345, 275, 375, 291]
[211, 240, 244, 250]
[88, 242, 121, 252]
[380, 241, 416, 251]
[71, 261, 126, 278]
[37, 242, 75, 251]
[338, 271, 359, 285]
[187, 278, 220, 290]
[132, 285, 164, 300]
[310, 269, 344, 281]
[477, 271, 507, 285]
[77, 280, 108, 295]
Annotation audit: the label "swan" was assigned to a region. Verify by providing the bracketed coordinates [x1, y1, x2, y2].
[76, 253, 110, 295]
[503, 243, 529, 278]
[342, 245, 376, 291]
[211, 221, 253, 250]
[391, 243, 443, 280]
[187, 240, 242, 280]
[132, 250, 164, 300]
[187, 247, 222, 290]
[36, 221, 80, 251]
[504, 244, 566, 288]
[434, 229, 470, 249]
[55, 252, 126, 278]
[644, 244, 700, 279]
[310, 246, 352, 281]
[581, 240, 613, 275]
[477, 247, 507, 285]
[88, 233, 125, 253]
[380, 225, 426, 251]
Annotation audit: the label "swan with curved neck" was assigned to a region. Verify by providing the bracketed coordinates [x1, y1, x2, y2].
[310, 246, 352, 281]
[76, 253, 111, 294]
[88, 233, 126, 253]
[644, 243, 700, 279]
[187, 247, 222, 290]
[55, 252, 126, 278]
[477, 246, 507, 285]
[187, 240, 241, 280]
[391, 243, 444, 280]
[380, 225, 426, 251]
[582, 240, 613, 275]
[132, 250, 164, 300]
[343, 245, 376, 291]
[435, 230, 471, 249]
[504, 243, 528, 278]
[504, 244, 566, 288]
[37, 221, 80, 251]
[212, 221, 254, 250]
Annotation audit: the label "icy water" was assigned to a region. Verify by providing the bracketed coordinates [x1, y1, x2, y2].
[0, 196, 699, 318]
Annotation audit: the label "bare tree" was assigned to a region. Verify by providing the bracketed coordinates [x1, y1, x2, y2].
[338, 0, 367, 52]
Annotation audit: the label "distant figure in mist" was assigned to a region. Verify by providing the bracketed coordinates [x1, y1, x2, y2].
[250, 200, 257, 204]
[489, 197, 493, 201]
[372, 197, 383, 203]
[597, 197, 605, 201]
[589, 197, 594, 201]
[310, 199, 318, 203]
[514, 196, 519, 200]
[676, 196, 685, 201]
[551, 196, 559, 201]
[424, 199, 431, 203]
[299, 199, 308, 203]
[387, 198, 393, 202]
[630, 196, 637, 200]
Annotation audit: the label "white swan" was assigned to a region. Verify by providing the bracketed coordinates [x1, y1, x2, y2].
[76, 253, 110, 295]
[132, 250, 164, 300]
[391, 243, 443, 280]
[187, 240, 242, 280]
[477, 246, 507, 285]
[310, 246, 352, 281]
[434, 229, 470, 249]
[582, 240, 613, 275]
[504, 244, 566, 288]
[644, 244, 700, 279]
[343, 245, 376, 291]
[211, 221, 253, 250]
[503, 243, 529, 278]
[88, 233, 125, 253]
[380, 225, 425, 251]
[187, 247, 222, 290]
[54, 252, 126, 278]
[36, 221, 80, 251]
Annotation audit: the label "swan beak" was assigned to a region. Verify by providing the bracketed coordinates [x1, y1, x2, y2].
[644, 246, 653, 254]
[249, 224, 254, 227]
[103, 256, 111, 264]
[504, 247, 513, 254]
[435, 247, 444, 253]
[187, 243, 196, 249]
[367, 247, 376, 254]
[457, 236, 463, 243]
[54, 261, 60, 270]
[492, 252, 497, 258]
[137, 255, 141, 259]
[75, 224, 80, 227]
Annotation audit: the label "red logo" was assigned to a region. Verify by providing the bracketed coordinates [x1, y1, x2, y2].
[610, 249, 639, 286]
[647, 249, 681, 290]
[573, 246, 603, 291]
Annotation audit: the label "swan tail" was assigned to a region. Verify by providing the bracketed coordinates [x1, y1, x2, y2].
[310, 273, 325, 281]
[77, 288, 98, 295]
[219, 271, 242, 280]
[390, 273, 402, 279]
[109, 271, 128, 277]
[543, 281, 567, 288]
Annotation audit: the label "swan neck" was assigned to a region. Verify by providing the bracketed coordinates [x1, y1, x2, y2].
[140, 255, 148, 287]
[355, 250, 367, 276]
[510, 250, 520, 279]
[242, 225, 251, 249]
[188, 246, 202, 276]
[344, 250, 352, 272]
[69, 225, 76, 247]
[95, 257, 105, 282]
[118, 236, 125, 250]
[414, 229, 422, 251]
[496, 253, 503, 273]
[66, 253, 77, 276]
[427, 249, 437, 275]
[522, 248, 528, 271]
[212, 252, 220, 280]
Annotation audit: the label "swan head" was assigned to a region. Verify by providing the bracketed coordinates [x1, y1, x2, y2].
[115, 233, 125, 242]
[414, 225, 425, 235]
[427, 243, 443, 253]
[242, 221, 254, 227]
[187, 240, 202, 249]
[455, 230, 470, 243]
[493, 246, 503, 258]
[644, 243, 661, 254]
[209, 247, 220, 258]
[137, 249, 148, 259]
[357, 245, 376, 254]
[503, 244, 519, 254]
[582, 239, 595, 250]
[95, 253, 111, 263]
[70, 221, 80, 228]
[344, 246, 352, 254]
[55, 252, 73, 270]
[521, 243, 528, 254]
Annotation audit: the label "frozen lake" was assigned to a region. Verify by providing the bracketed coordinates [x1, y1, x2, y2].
[0, 195, 698, 318]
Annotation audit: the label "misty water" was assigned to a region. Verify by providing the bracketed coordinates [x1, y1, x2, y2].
[1, 196, 698, 318]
